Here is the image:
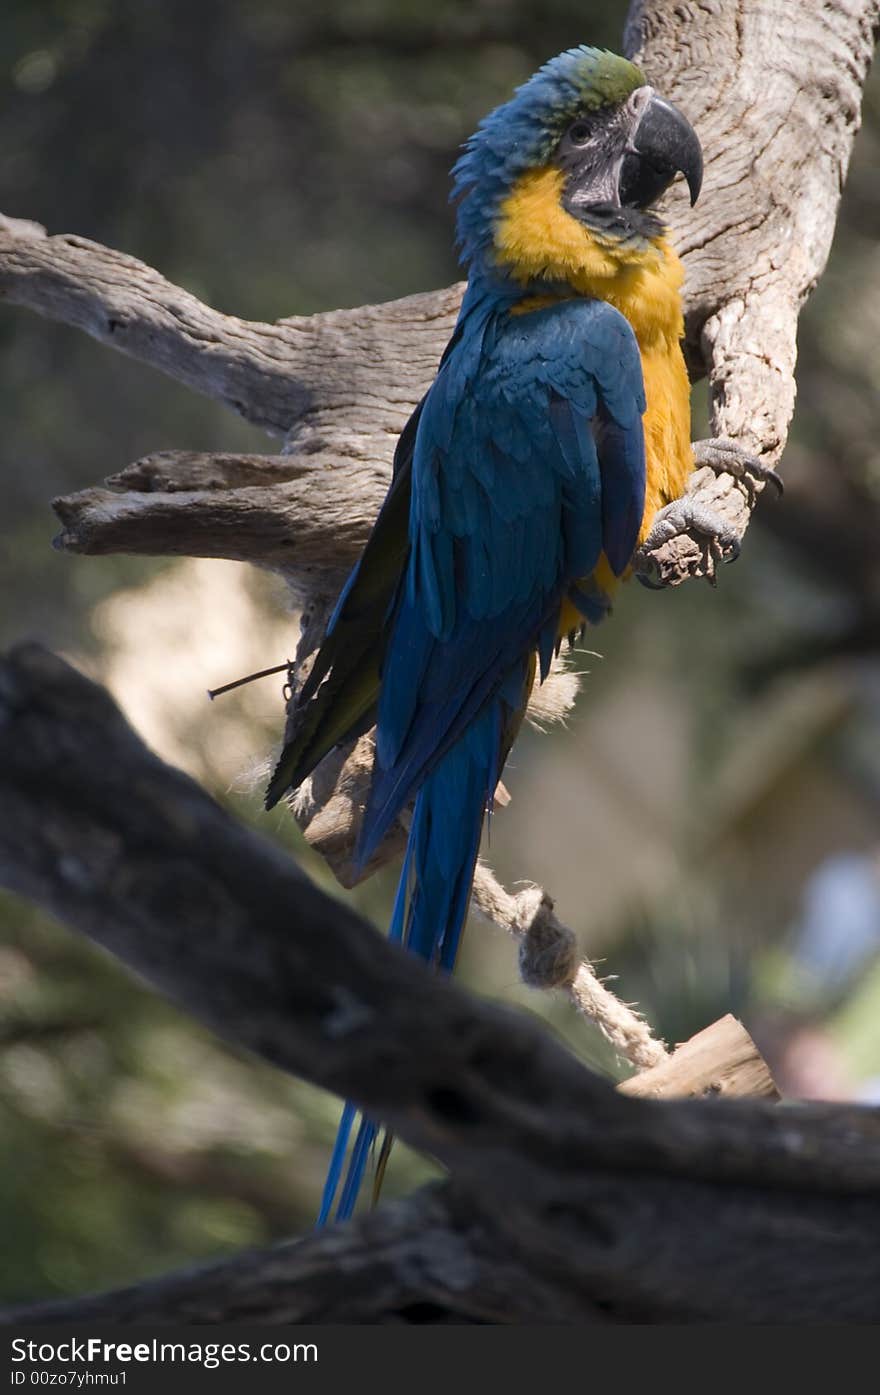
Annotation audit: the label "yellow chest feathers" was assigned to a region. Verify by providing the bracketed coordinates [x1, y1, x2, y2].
[495, 166, 693, 528]
[494, 166, 685, 350]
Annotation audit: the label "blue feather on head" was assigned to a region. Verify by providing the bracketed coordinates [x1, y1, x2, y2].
[451, 46, 645, 266]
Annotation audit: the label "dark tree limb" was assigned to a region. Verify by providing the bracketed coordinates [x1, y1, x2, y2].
[1, 644, 880, 1324]
[1, 644, 873, 1194]
[1, 1186, 587, 1326]
[6, 1170, 880, 1325]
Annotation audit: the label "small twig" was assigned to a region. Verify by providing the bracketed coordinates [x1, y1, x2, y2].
[208, 662, 290, 701]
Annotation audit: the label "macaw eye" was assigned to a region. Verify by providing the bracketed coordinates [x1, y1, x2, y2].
[567, 120, 592, 145]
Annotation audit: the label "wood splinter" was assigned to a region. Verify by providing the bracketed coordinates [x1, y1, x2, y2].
[620, 1013, 780, 1101]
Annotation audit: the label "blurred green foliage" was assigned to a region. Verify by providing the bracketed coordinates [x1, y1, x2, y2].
[2, 0, 880, 1306]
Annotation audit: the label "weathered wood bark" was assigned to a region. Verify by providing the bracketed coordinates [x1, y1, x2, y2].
[0, 210, 459, 444]
[628, 0, 878, 451]
[52, 450, 380, 577]
[618, 1014, 779, 1101]
[8, 1168, 880, 1325]
[0, 645, 877, 1325]
[0, 1187, 590, 1325]
[626, 0, 880, 581]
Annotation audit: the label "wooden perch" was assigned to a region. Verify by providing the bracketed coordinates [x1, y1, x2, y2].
[627, 0, 879, 460]
[0, 643, 878, 1324]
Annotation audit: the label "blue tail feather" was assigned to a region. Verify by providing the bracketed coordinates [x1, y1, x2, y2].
[317, 696, 506, 1225]
[316, 1100, 357, 1226]
[336, 1117, 379, 1222]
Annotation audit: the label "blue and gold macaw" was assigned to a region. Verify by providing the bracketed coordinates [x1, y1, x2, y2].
[266, 46, 706, 1223]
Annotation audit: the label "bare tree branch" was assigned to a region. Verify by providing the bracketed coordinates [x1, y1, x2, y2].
[2, 644, 879, 1322]
[51, 450, 375, 578]
[1, 1186, 584, 1325]
[6, 1162, 880, 1325]
[0, 642, 876, 1191]
[0, 213, 461, 443]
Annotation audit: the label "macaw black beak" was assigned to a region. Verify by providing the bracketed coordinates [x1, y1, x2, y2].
[619, 93, 703, 209]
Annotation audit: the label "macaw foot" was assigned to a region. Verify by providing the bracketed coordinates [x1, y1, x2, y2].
[636, 437, 783, 589]
[638, 494, 742, 589]
[692, 437, 784, 503]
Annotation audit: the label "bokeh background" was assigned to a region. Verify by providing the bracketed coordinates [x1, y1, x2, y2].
[2, 0, 880, 1305]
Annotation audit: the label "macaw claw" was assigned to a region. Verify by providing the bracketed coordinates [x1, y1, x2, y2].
[692, 437, 784, 502]
[639, 495, 741, 586]
[636, 438, 783, 588]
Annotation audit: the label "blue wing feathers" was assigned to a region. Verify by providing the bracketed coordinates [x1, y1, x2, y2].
[357, 292, 645, 866]
[596, 405, 647, 575]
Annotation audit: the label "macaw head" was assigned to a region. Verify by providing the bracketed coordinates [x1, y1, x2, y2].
[452, 46, 702, 282]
